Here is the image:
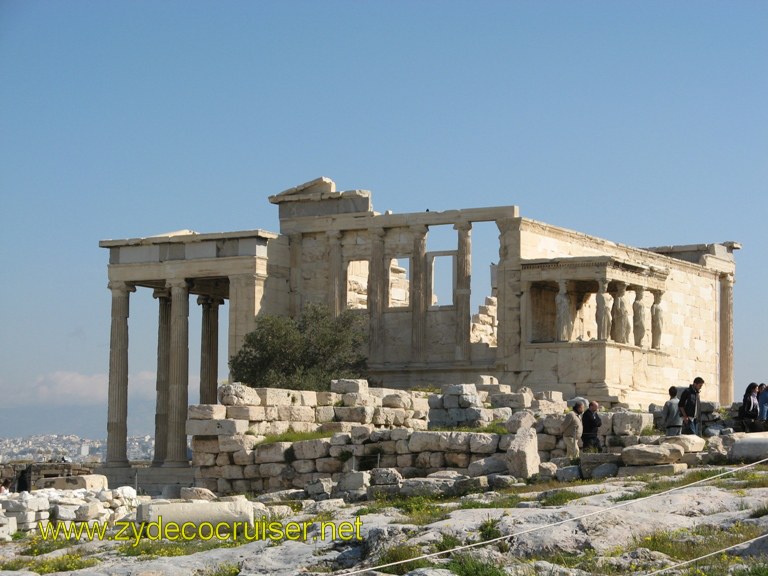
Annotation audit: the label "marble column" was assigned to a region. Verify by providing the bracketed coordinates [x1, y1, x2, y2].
[198, 296, 222, 405]
[106, 281, 135, 466]
[327, 230, 343, 316]
[495, 218, 522, 372]
[719, 273, 735, 406]
[454, 222, 472, 362]
[410, 225, 428, 363]
[288, 233, 303, 317]
[368, 228, 386, 363]
[165, 279, 190, 467]
[152, 289, 171, 467]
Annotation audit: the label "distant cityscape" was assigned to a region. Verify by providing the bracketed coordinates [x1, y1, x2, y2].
[0, 435, 156, 464]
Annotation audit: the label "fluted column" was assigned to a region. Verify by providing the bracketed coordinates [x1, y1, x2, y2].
[327, 230, 343, 316]
[165, 279, 190, 467]
[410, 225, 428, 363]
[198, 296, 222, 405]
[719, 273, 735, 406]
[152, 289, 171, 466]
[455, 222, 472, 362]
[369, 228, 386, 363]
[106, 280, 135, 466]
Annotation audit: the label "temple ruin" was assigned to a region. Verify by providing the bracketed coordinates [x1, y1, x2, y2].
[99, 177, 738, 479]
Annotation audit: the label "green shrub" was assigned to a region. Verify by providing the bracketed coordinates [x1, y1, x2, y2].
[478, 516, 502, 541]
[0, 554, 98, 574]
[434, 532, 463, 552]
[229, 303, 367, 391]
[446, 553, 507, 576]
[378, 544, 432, 574]
[539, 490, 582, 507]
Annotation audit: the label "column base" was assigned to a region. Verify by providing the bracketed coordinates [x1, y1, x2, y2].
[162, 460, 191, 468]
[102, 460, 130, 468]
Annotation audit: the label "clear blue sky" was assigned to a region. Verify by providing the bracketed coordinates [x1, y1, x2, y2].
[1, 1, 766, 439]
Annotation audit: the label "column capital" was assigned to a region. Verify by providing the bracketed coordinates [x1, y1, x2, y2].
[166, 278, 190, 291]
[153, 288, 171, 300]
[410, 224, 428, 236]
[108, 281, 135, 294]
[454, 221, 472, 232]
[197, 295, 225, 307]
[720, 272, 735, 287]
[371, 227, 386, 239]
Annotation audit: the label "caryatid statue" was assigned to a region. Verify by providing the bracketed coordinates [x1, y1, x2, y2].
[610, 282, 631, 344]
[595, 279, 611, 340]
[555, 280, 573, 342]
[632, 287, 646, 347]
[651, 290, 664, 349]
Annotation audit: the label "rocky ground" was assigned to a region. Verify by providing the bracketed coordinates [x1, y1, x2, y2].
[2, 466, 768, 575]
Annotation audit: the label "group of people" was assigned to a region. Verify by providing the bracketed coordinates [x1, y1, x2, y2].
[563, 376, 707, 460]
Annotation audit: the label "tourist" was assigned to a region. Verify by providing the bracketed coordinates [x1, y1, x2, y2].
[562, 401, 585, 460]
[582, 401, 602, 452]
[758, 383, 768, 422]
[662, 386, 683, 436]
[740, 382, 760, 431]
[679, 377, 704, 435]
[0, 479, 11, 494]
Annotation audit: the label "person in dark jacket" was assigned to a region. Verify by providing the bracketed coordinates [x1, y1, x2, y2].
[741, 382, 760, 431]
[582, 400, 602, 452]
[679, 377, 704, 435]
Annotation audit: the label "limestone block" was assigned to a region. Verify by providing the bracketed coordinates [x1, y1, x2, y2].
[428, 395, 444, 409]
[316, 391, 340, 406]
[192, 437, 219, 453]
[729, 434, 768, 462]
[243, 465, 261, 479]
[293, 439, 330, 460]
[54, 505, 78, 522]
[396, 454, 414, 467]
[536, 390, 564, 402]
[537, 434, 558, 451]
[555, 466, 582, 482]
[226, 406, 266, 421]
[337, 471, 370, 491]
[391, 428, 409, 441]
[180, 487, 217, 501]
[408, 432, 445, 452]
[621, 443, 684, 466]
[617, 463, 688, 477]
[137, 499, 254, 530]
[287, 421, 316, 433]
[263, 407, 279, 421]
[371, 468, 403, 485]
[232, 450, 254, 466]
[498, 434, 514, 452]
[351, 424, 375, 443]
[532, 399, 567, 415]
[400, 477, 455, 498]
[467, 455, 508, 477]
[373, 407, 407, 427]
[469, 433, 499, 454]
[2, 496, 49, 513]
[443, 395, 460, 409]
[186, 419, 248, 436]
[579, 453, 622, 478]
[664, 435, 706, 453]
[412, 397, 430, 411]
[298, 391, 318, 406]
[253, 442, 292, 463]
[591, 463, 619, 479]
[75, 502, 102, 521]
[406, 418, 429, 430]
[613, 412, 654, 436]
[443, 384, 477, 395]
[306, 478, 334, 498]
[222, 465, 245, 480]
[445, 452, 471, 468]
[216, 453, 232, 466]
[316, 406, 335, 422]
[218, 383, 262, 406]
[219, 434, 260, 453]
[34, 475, 108, 491]
[259, 463, 286, 477]
[292, 459, 315, 474]
[331, 379, 369, 394]
[505, 428, 541, 479]
[189, 404, 227, 420]
[277, 406, 316, 422]
[491, 393, 531, 409]
[505, 410, 536, 434]
[458, 394, 481, 408]
[429, 452, 445, 468]
[383, 394, 412, 409]
[342, 393, 381, 407]
[316, 458, 343, 473]
[330, 432, 352, 446]
[598, 412, 613, 436]
[255, 388, 299, 406]
[334, 406, 375, 423]
[541, 415, 565, 436]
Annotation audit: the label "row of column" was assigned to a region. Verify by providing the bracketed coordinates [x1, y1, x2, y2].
[105, 280, 222, 467]
[556, 279, 664, 349]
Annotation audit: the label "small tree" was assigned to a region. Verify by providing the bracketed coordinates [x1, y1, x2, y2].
[229, 303, 367, 390]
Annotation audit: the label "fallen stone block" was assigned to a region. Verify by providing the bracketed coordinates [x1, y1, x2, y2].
[555, 466, 582, 482]
[613, 412, 654, 436]
[34, 474, 108, 491]
[617, 463, 688, 477]
[137, 499, 253, 531]
[621, 443, 684, 465]
[664, 435, 706, 453]
[506, 428, 540, 479]
[331, 379, 369, 395]
[218, 383, 262, 406]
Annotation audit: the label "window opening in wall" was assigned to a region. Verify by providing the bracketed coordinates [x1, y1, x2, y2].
[429, 252, 456, 307]
[388, 257, 410, 308]
[469, 221, 498, 347]
[346, 260, 370, 310]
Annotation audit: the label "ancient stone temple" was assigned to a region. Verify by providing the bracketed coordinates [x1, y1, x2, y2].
[99, 177, 738, 473]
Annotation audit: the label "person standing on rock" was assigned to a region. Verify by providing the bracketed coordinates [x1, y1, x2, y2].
[679, 377, 704, 436]
[662, 386, 683, 436]
[562, 401, 585, 460]
[758, 383, 768, 423]
[582, 401, 602, 452]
